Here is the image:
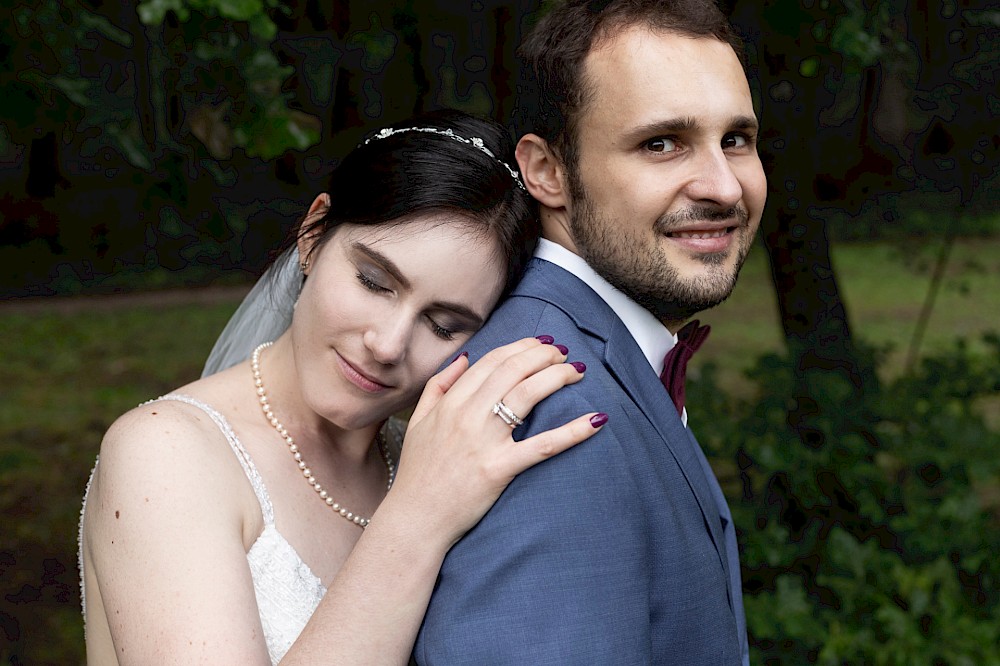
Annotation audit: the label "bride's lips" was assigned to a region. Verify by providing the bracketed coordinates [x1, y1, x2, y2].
[335, 353, 392, 393]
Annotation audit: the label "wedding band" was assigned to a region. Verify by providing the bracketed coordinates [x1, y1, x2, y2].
[492, 400, 524, 428]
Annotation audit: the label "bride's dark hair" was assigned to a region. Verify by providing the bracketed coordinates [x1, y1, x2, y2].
[287, 108, 537, 298]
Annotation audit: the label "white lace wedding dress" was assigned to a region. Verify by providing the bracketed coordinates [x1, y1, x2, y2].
[79, 394, 404, 664]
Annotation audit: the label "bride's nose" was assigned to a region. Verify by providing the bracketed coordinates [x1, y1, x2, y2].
[363, 316, 412, 366]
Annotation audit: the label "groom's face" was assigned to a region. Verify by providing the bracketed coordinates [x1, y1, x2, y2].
[563, 27, 767, 328]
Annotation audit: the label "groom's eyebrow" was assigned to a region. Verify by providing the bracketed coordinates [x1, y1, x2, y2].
[622, 114, 759, 144]
[351, 242, 487, 325]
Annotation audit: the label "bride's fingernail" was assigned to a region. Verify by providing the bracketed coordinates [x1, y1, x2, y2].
[570, 361, 587, 373]
[452, 351, 469, 363]
[554, 344, 569, 355]
[590, 413, 609, 428]
[536, 334, 555, 344]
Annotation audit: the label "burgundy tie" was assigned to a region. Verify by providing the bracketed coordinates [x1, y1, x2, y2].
[659, 320, 711, 416]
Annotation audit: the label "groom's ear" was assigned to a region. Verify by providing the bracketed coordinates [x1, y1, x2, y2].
[297, 193, 331, 274]
[515, 134, 569, 210]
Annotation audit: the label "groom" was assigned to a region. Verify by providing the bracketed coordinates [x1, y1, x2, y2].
[416, 1, 766, 663]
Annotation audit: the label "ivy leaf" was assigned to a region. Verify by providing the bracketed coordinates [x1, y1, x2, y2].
[233, 108, 320, 159]
[210, 0, 264, 22]
[137, 0, 190, 25]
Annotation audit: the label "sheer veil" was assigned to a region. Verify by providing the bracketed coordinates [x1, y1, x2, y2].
[201, 246, 304, 377]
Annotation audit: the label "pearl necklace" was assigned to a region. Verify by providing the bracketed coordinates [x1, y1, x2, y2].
[251, 342, 396, 529]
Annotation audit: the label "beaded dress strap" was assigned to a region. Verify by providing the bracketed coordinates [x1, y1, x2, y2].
[148, 394, 276, 525]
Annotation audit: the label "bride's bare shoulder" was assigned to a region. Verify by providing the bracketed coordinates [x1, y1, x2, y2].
[94, 377, 254, 513]
[102, 365, 249, 451]
[104, 391, 218, 450]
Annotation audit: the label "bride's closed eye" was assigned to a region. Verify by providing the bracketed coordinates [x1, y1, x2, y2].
[357, 268, 461, 341]
[357, 270, 391, 294]
[427, 317, 457, 341]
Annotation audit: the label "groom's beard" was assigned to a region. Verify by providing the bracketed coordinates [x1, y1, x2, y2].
[567, 185, 753, 323]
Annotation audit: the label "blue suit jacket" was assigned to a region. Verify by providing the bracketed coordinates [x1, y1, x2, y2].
[415, 258, 748, 665]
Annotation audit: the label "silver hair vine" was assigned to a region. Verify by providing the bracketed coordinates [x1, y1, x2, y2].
[362, 126, 526, 191]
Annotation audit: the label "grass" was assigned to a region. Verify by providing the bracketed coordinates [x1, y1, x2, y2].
[701, 236, 1000, 388]
[2, 236, 998, 664]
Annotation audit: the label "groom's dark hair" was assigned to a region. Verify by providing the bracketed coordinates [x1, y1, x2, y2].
[515, 0, 745, 171]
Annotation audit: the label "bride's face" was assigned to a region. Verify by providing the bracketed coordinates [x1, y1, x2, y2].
[291, 215, 507, 430]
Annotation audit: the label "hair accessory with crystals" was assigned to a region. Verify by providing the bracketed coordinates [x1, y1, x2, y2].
[362, 126, 526, 191]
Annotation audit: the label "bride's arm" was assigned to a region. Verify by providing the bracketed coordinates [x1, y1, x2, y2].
[283, 336, 604, 664]
[83, 403, 277, 664]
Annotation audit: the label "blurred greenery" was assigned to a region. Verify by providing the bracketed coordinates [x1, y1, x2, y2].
[3, 236, 999, 663]
[693, 333, 1000, 664]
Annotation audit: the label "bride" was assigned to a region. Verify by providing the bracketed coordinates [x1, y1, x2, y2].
[78, 109, 607, 664]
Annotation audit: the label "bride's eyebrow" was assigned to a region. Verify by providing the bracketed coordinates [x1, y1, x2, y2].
[350, 241, 486, 326]
[352, 242, 411, 289]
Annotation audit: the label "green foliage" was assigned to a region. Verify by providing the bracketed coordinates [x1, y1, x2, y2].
[4, 0, 150, 168]
[692, 336, 1000, 664]
[347, 13, 399, 74]
[138, 0, 279, 38]
[2, 0, 319, 170]
[137, 0, 320, 160]
[827, 0, 909, 70]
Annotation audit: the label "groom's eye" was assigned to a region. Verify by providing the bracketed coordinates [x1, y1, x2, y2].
[645, 137, 678, 153]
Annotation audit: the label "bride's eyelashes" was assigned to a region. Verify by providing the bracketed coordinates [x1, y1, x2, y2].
[427, 317, 457, 341]
[356, 270, 390, 294]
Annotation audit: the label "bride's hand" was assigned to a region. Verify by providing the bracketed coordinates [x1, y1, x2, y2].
[387, 336, 606, 547]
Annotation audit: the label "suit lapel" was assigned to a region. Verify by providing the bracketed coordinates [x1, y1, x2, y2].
[602, 321, 728, 574]
[513, 260, 728, 572]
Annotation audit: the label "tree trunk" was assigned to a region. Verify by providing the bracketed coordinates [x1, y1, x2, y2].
[730, 0, 880, 405]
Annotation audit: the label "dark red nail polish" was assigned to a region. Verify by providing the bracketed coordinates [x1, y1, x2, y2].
[555, 344, 569, 355]
[536, 335, 555, 344]
[571, 361, 587, 373]
[452, 351, 469, 363]
[590, 413, 609, 428]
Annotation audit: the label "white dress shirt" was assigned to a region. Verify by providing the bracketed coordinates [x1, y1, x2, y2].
[534, 238, 688, 426]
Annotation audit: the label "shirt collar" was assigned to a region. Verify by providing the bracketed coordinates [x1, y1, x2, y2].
[534, 238, 676, 374]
